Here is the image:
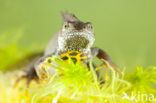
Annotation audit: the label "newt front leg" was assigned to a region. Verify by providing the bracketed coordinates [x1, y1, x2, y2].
[91, 47, 123, 80]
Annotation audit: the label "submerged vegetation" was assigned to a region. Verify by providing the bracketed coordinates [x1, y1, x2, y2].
[0, 30, 156, 103]
[0, 56, 156, 103]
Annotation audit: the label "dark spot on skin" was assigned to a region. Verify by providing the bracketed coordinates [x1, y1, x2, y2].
[69, 52, 78, 56]
[47, 58, 52, 63]
[71, 57, 77, 64]
[80, 53, 85, 57]
[61, 56, 68, 60]
[80, 59, 86, 62]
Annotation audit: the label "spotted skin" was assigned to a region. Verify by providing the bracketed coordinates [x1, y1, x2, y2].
[60, 51, 87, 64]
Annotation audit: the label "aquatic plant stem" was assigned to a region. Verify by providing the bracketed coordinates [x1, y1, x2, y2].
[89, 60, 100, 93]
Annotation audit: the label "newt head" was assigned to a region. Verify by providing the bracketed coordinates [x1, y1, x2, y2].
[58, 12, 95, 53]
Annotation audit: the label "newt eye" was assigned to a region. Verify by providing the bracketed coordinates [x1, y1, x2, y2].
[64, 23, 69, 29]
[86, 23, 93, 30]
[88, 24, 93, 29]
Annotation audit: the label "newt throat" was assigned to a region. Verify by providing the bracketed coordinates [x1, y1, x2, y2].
[64, 35, 89, 51]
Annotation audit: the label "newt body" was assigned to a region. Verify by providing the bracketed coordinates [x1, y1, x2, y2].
[16, 12, 120, 85]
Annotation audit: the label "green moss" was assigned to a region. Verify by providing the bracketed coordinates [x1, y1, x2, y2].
[0, 30, 156, 103]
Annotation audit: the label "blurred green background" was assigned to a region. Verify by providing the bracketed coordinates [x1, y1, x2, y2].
[0, 0, 156, 70]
